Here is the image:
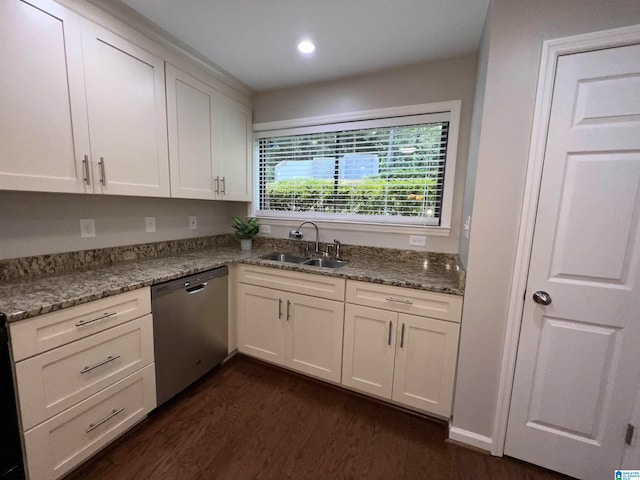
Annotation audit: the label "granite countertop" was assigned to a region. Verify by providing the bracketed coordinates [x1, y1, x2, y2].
[0, 244, 465, 323]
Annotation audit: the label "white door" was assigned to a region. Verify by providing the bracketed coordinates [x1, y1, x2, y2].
[82, 21, 170, 197]
[285, 292, 344, 382]
[392, 313, 459, 417]
[166, 65, 217, 200]
[342, 304, 396, 399]
[505, 43, 640, 479]
[215, 95, 252, 201]
[0, 0, 91, 193]
[236, 284, 285, 365]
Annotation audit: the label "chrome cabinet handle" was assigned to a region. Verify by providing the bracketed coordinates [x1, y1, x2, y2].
[214, 176, 220, 194]
[385, 297, 413, 305]
[98, 157, 107, 185]
[278, 298, 282, 319]
[533, 291, 552, 305]
[286, 300, 291, 322]
[86, 407, 124, 433]
[82, 155, 91, 185]
[75, 312, 116, 327]
[221, 176, 226, 194]
[80, 354, 120, 374]
[400, 324, 405, 349]
[388, 321, 393, 346]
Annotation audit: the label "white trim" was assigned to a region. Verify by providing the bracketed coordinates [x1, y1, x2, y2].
[492, 23, 640, 457]
[252, 100, 461, 231]
[253, 101, 461, 132]
[256, 217, 451, 237]
[448, 425, 493, 452]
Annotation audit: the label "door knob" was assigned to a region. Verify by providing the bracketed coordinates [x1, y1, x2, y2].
[532, 291, 552, 305]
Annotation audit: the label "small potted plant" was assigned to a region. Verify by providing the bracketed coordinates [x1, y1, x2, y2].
[231, 216, 260, 251]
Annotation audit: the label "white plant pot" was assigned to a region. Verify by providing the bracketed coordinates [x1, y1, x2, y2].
[240, 238, 252, 251]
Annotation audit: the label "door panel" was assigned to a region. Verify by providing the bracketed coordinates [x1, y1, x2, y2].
[506, 43, 640, 479]
[82, 22, 170, 197]
[285, 293, 344, 382]
[0, 0, 90, 192]
[342, 304, 396, 399]
[166, 65, 217, 199]
[392, 313, 459, 417]
[236, 284, 284, 364]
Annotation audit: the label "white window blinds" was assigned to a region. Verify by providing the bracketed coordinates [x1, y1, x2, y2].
[255, 113, 451, 226]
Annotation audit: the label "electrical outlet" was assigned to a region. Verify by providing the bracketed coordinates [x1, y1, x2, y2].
[79, 218, 95, 238]
[409, 235, 426, 247]
[260, 224, 271, 234]
[189, 216, 197, 230]
[463, 216, 471, 239]
[145, 217, 156, 233]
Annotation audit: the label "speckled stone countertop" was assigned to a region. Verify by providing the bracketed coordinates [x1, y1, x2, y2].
[0, 240, 465, 323]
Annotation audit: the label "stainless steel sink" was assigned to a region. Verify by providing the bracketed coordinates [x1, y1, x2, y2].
[302, 258, 348, 269]
[259, 252, 309, 263]
[259, 252, 348, 268]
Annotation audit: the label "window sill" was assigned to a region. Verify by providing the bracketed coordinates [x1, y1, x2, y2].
[255, 217, 451, 237]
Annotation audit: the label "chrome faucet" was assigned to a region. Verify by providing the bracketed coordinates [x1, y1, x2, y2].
[289, 221, 320, 254]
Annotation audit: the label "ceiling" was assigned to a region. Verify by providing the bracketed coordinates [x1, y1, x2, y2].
[118, 0, 490, 92]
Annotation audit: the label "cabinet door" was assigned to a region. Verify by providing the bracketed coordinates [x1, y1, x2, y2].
[215, 95, 252, 201]
[236, 283, 285, 365]
[285, 292, 344, 383]
[392, 313, 460, 417]
[342, 304, 396, 399]
[166, 65, 217, 199]
[0, 0, 91, 193]
[81, 22, 170, 197]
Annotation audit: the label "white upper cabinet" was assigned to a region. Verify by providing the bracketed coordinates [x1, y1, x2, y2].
[0, 0, 91, 193]
[82, 22, 170, 197]
[166, 64, 252, 201]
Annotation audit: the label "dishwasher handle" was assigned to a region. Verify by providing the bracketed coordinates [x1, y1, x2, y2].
[185, 282, 208, 294]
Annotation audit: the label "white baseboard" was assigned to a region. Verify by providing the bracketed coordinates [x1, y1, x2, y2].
[448, 425, 493, 452]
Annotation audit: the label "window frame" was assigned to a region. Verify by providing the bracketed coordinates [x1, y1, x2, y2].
[252, 101, 461, 235]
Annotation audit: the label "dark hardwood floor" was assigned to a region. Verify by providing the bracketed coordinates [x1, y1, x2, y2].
[66, 355, 571, 480]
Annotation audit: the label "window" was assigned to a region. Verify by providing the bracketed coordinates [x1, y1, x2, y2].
[254, 103, 460, 229]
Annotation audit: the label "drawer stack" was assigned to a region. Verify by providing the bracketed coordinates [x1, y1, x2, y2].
[9, 288, 156, 480]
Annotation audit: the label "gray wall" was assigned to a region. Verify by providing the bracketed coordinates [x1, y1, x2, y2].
[0, 191, 247, 259]
[452, 0, 640, 442]
[254, 55, 478, 253]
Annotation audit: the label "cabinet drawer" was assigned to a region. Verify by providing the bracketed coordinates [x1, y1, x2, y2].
[238, 265, 345, 301]
[346, 281, 462, 323]
[10, 287, 151, 361]
[24, 363, 156, 480]
[16, 315, 154, 430]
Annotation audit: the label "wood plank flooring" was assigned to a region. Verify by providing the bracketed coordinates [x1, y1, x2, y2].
[65, 355, 571, 480]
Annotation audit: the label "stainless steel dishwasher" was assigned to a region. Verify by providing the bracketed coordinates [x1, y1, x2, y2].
[151, 266, 228, 406]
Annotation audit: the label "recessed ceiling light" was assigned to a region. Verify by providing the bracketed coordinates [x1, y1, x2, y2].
[297, 40, 316, 55]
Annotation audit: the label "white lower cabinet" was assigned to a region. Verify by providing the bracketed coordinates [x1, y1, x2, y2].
[23, 364, 156, 480]
[9, 288, 155, 480]
[342, 285, 461, 418]
[236, 282, 344, 383]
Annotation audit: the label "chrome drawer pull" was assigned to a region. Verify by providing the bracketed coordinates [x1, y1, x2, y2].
[400, 323, 406, 349]
[214, 176, 220, 194]
[75, 312, 117, 327]
[278, 298, 283, 319]
[385, 297, 413, 305]
[388, 321, 393, 346]
[98, 157, 107, 186]
[80, 355, 120, 374]
[221, 176, 226, 194]
[82, 155, 91, 185]
[86, 407, 124, 433]
[286, 300, 291, 322]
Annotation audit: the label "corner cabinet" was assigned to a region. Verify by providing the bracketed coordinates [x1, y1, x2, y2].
[0, 0, 170, 197]
[236, 265, 344, 382]
[342, 281, 462, 418]
[166, 64, 252, 201]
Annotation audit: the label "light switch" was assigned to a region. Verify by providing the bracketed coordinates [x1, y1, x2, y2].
[409, 235, 427, 247]
[189, 216, 197, 229]
[260, 224, 271, 234]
